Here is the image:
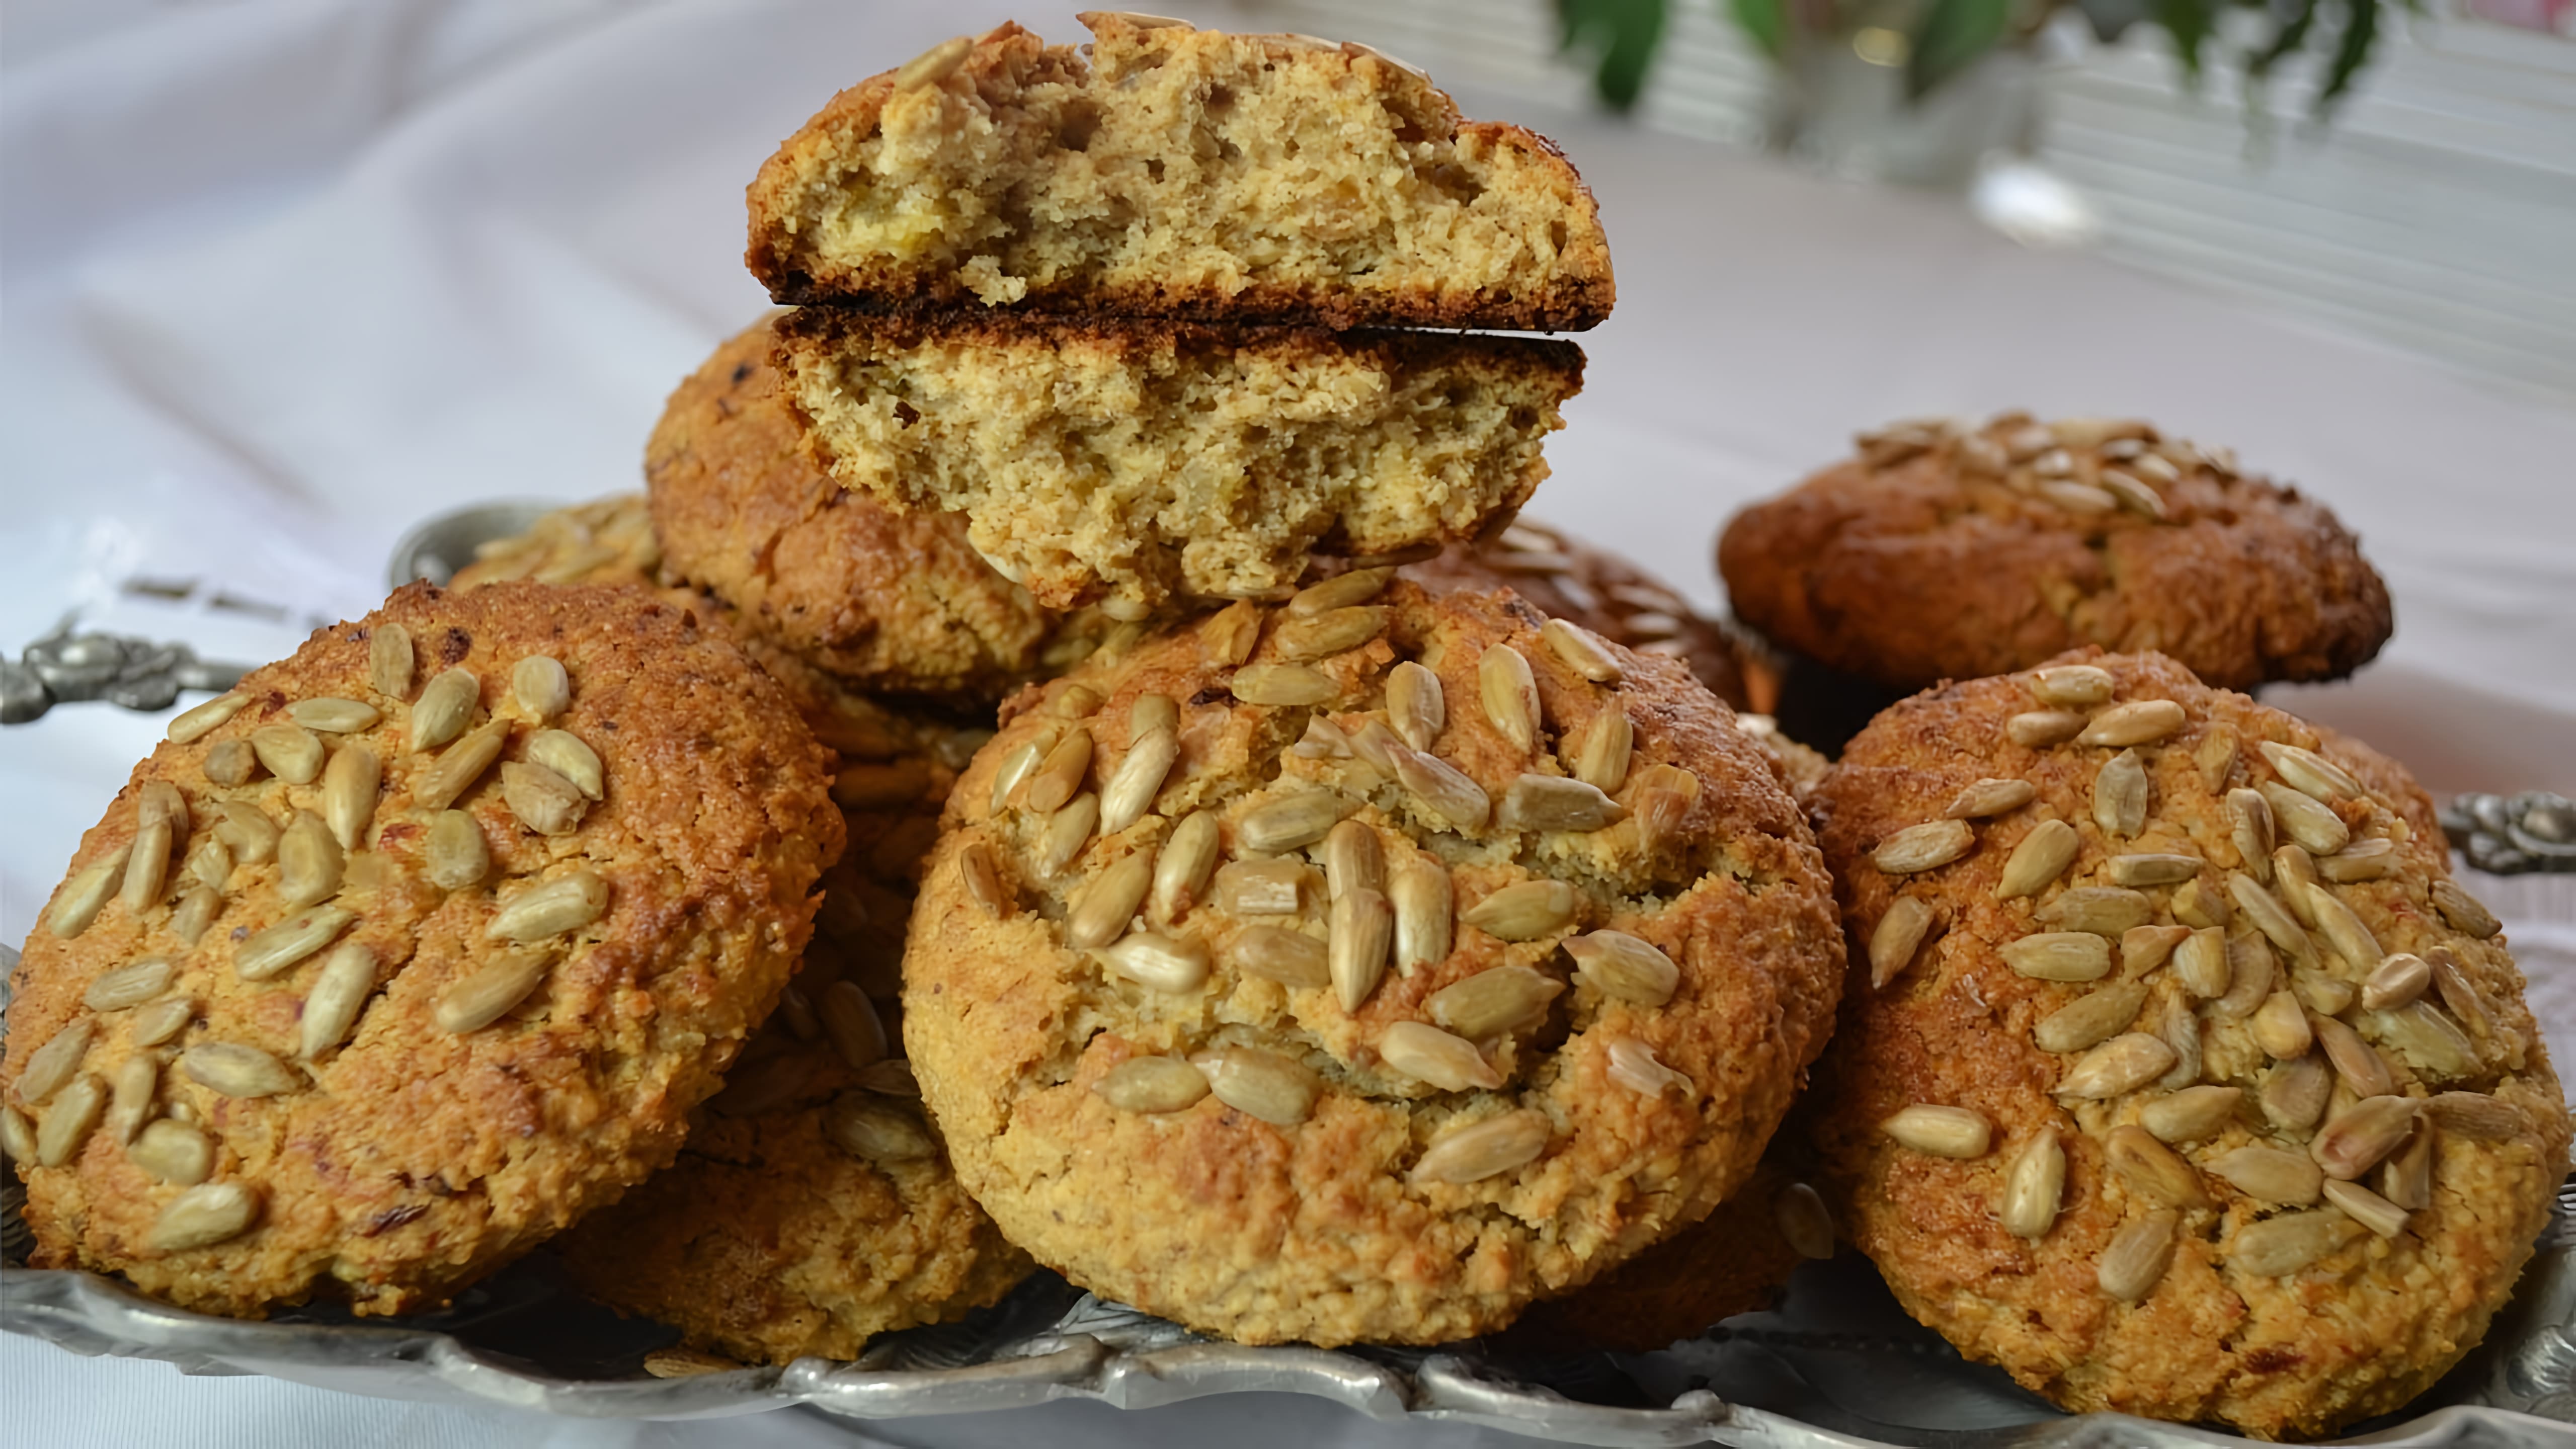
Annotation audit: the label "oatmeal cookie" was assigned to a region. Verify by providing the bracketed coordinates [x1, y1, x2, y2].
[1718, 415, 2393, 693]
[777, 308, 1582, 611]
[1808, 650, 2565, 1438]
[747, 16, 1614, 331]
[902, 579, 1842, 1346]
[3, 582, 841, 1318]
[648, 319, 1088, 700]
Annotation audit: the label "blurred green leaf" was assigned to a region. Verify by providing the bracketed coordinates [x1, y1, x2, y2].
[1906, 0, 2012, 100]
[1555, 0, 1668, 111]
[2243, 0, 2318, 83]
[1729, 0, 1791, 61]
[2318, 0, 2380, 112]
[2155, 0, 2218, 84]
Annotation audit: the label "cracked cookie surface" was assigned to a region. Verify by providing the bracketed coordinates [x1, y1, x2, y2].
[902, 580, 1841, 1346]
[4, 582, 840, 1318]
[1808, 650, 2564, 1438]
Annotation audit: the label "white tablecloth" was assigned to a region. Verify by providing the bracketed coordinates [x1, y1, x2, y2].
[4, 1, 2571, 1443]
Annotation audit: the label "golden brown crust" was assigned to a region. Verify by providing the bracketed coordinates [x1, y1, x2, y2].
[746, 18, 1613, 331]
[1404, 519, 1751, 710]
[1718, 417, 2393, 693]
[5, 582, 841, 1318]
[903, 580, 1842, 1346]
[646, 319, 1071, 700]
[1507, 1162, 1812, 1351]
[777, 309, 1583, 609]
[1807, 650, 2565, 1438]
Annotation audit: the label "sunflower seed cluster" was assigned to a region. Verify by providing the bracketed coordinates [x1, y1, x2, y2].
[1867, 661, 2534, 1303]
[1854, 413, 2233, 525]
[9, 622, 620, 1256]
[973, 583, 1733, 1191]
[2440, 791, 2576, 876]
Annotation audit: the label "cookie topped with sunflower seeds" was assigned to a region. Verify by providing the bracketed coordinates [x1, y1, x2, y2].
[1807, 650, 2566, 1439]
[1717, 414, 2393, 693]
[902, 579, 1842, 1347]
[3, 580, 842, 1318]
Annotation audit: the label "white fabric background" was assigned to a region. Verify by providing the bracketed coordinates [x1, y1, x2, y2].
[2, 1, 2571, 1443]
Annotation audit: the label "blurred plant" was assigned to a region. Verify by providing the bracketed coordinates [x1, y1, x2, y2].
[1556, 0, 2414, 115]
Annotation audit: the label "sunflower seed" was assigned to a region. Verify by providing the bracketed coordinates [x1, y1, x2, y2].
[855, 1059, 919, 1098]
[2233, 1209, 2364, 1276]
[1050, 684, 1104, 720]
[2312, 1180, 2411, 1245]
[1239, 790, 1358, 854]
[1498, 774, 1626, 834]
[145, 1179, 262, 1253]
[819, 982, 888, 1070]
[1420, 965, 1558, 1043]
[2002, 932, 2112, 982]
[1290, 715, 1352, 762]
[512, 656, 570, 722]
[2124, 926, 2192, 979]
[1097, 932, 1210, 993]
[0, 1106, 32, 1164]
[2425, 947, 2498, 1040]
[1094, 727, 1176, 838]
[409, 668, 481, 753]
[2106, 853, 2201, 888]
[1881, 1104, 1990, 1158]
[2261, 1056, 2333, 1135]
[46, 850, 129, 940]
[2008, 711, 2087, 749]
[168, 691, 252, 745]
[1119, 697, 1178, 746]
[2021, 666, 2109, 710]
[1630, 763, 1702, 856]
[1379, 856, 1452, 979]
[1776, 1182, 1837, 1259]
[1379, 1020, 1501, 1092]
[2376, 1117, 2434, 1210]
[1996, 820, 2081, 900]
[1272, 606, 1388, 662]
[314, 745, 382, 855]
[2302, 883, 2381, 972]
[270, 810, 341, 910]
[360, 623, 415, 699]
[949, 840, 1009, 921]
[1346, 716, 1401, 774]
[1094, 1056, 1211, 1113]
[1384, 662, 1445, 752]
[2312, 839, 2397, 883]
[1231, 925, 1329, 987]
[414, 717, 508, 811]
[120, 819, 172, 915]
[2311, 1094, 2416, 1182]
[1216, 859, 1310, 916]
[1323, 819, 1384, 903]
[1875, 819, 1975, 875]
[123, 1117, 214, 1185]
[233, 904, 354, 982]
[2230, 876, 2317, 972]
[1067, 850, 1156, 950]
[2057, 1032, 2176, 1099]
[2294, 966, 2358, 1020]
[2033, 983, 2146, 1054]
[2356, 952, 2430, 1014]
[2142, 1085, 2241, 1143]
[1476, 645, 1543, 756]
[985, 741, 1043, 817]
[206, 803, 275, 866]
[2213, 932, 2277, 1019]
[827, 1094, 939, 1163]
[1566, 930, 1679, 1006]
[411, 809, 486, 891]
[184, 832, 231, 894]
[1411, 1109, 1551, 1185]
[2429, 879, 2501, 939]
[2101, 1123, 2206, 1209]
[893, 30, 974, 88]
[2097, 1210, 2179, 1302]
[2041, 480, 2119, 513]
[296, 940, 376, 1059]
[1287, 566, 1393, 617]
[1388, 745, 1492, 833]
[200, 738, 257, 787]
[2260, 781, 2351, 857]
[2246, 990, 2311, 1061]
[2169, 927, 2228, 1000]
[433, 947, 552, 1033]
[102, 1051, 161, 1147]
[1868, 898, 1939, 989]
[2091, 750, 2149, 838]
[1230, 663, 1336, 707]
[1194, 1047, 1321, 1126]
[486, 870, 608, 941]
[1934, 780, 2032, 826]
[2260, 741, 2361, 803]
[2208, 1144, 2323, 1205]
[2170, 876, 2232, 931]
[517, 731, 603, 804]
[131, 997, 195, 1049]
[2426, 1090, 2523, 1142]
[2079, 700, 2185, 748]
[2151, 995, 2202, 1087]
[1198, 600, 1263, 666]
[1462, 880, 1579, 942]
[1998, 1125, 2066, 1239]
[18, 1019, 96, 1105]
[86, 958, 176, 1012]
[1329, 888, 1395, 1011]
[1538, 619, 1624, 684]
[2098, 469, 2167, 519]
[182, 1042, 298, 1098]
[2375, 999, 2480, 1080]
[1020, 729, 1093, 816]
[1570, 708, 1633, 795]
